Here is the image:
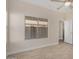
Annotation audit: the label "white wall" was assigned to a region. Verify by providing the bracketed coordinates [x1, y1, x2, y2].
[7, 0, 64, 55]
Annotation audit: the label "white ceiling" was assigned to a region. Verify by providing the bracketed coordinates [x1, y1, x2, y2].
[19, 0, 72, 12]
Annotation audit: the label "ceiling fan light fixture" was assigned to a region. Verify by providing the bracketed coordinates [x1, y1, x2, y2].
[65, 2, 71, 6]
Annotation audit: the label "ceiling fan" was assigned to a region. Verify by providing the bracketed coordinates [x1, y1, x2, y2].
[51, 0, 73, 10]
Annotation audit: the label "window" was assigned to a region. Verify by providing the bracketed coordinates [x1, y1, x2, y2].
[25, 16, 48, 39]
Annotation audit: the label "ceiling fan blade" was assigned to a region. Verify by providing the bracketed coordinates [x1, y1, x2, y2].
[51, 0, 65, 3]
[57, 5, 64, 10]
[65, 0, 73, 2]
[69, 4, 73, 9]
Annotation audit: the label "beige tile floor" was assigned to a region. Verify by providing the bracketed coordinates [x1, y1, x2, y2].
[8, 42, 73, 59]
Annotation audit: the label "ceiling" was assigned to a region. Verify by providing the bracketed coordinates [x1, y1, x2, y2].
[19, 0, 73, 12]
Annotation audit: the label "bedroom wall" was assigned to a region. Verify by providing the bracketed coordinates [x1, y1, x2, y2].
[7, 0, 64, 55]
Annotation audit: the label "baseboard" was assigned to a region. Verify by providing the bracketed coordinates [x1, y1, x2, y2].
[7, 42, 58, 56]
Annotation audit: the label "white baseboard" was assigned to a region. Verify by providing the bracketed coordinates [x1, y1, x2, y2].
[7, 42, 58, 56]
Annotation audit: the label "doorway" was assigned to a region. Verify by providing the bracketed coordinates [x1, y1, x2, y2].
[59, 20, 73, 44]
[59, 20, 64, 43]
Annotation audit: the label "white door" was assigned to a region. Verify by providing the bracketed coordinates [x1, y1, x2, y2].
[64, 20, 73, 44]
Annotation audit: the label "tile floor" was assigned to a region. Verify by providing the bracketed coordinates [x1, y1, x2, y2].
[7, 42, 73, 59]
